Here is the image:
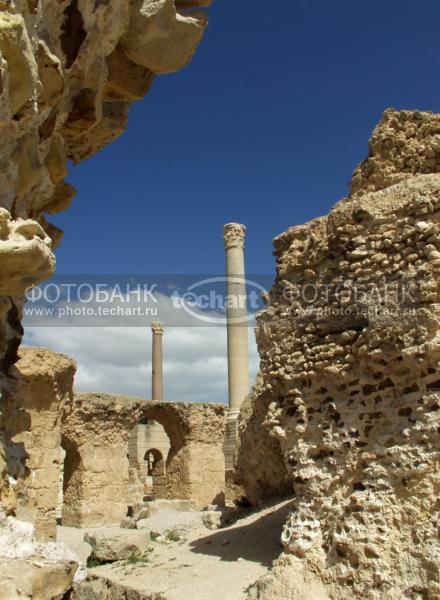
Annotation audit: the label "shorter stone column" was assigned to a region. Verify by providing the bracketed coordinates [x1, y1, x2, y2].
[151, 322, 164, 401]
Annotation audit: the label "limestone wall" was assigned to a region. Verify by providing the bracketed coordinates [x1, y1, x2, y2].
[128, 421, 171, 481]
[2, 354, 226, 530]
[128, 420, 171, 501]
[237, 109, 440, 599]
[144, 401, 227, 508]
[0, 0, 210, 514]
[4, 346, 76, 541]
[62, 393, 227, 527]
[350, 109, 440, 196]
[61, 393, 141, 527]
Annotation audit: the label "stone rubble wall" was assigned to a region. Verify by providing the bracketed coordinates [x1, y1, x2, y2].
[2, 349, 227, 532]
[237, 109, 440, 599]
[0, 0, 209, 514]
[350, 109, 440, 196]
[61, 392, 142, 527]
[62, 392, 227, 527]
[3, 346, 76, 542]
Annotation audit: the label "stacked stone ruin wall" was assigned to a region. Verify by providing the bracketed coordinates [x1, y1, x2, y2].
[235, 110, 440, 598]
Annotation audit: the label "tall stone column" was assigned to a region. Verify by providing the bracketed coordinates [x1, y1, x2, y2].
[151, 322, 164, 401]
[223, 223, 250, 471]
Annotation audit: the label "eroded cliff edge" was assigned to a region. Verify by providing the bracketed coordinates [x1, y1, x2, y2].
[0, 0, 208, 380]
[237, 109, 440, 599]
[0, 0, 209, 514]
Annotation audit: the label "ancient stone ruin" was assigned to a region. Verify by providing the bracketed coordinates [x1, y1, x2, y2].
[5, 347, 75, 542]
[0, 0, 209, 516]
[1, 0, 440, 597]
[236, 109, 440, 598]
[62, 392, 227, 526]
[5, 345, 227, 525]
[0, 0, 219, 596]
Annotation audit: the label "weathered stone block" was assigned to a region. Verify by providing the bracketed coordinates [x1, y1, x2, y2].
[4, 347, 76, 541]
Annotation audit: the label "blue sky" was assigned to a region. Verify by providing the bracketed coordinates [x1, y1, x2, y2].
[26, 0, 440, 402]
[51, 0, 440, 277]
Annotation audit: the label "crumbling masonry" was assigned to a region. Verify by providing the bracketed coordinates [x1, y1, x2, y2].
[237, 109, 440, 599]
[0, 0, 209, 516]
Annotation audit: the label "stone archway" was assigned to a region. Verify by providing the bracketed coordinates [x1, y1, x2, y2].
[144, 448, 166, 497]
[128, 416, 171, 503]
[61, 393, 227, 526]
[138, 401, 226, 507]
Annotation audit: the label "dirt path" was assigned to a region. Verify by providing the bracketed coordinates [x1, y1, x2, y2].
[60, 499, 293, 600]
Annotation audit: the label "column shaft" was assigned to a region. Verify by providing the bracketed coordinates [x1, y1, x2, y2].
[225, 246, 249, 412]
[151, 322, 164, 401]
[223, 223, 250, 472]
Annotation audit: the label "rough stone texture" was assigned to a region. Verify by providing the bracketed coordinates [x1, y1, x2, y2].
[84, 529, 152, 563]
[236, 110, 440, 599]
[0, 208, 55, 297]
[0, 0, 207, 223]
[351, 109, 440, 197]
[128, 420, 171, 499]
[4, 346, 76, 542]
[62, 393, 226, 527]
[0, 512, 81, 600]
[0, 0, 209, 515]
[71, 575, 161, 600]
[0, 556, 77, 600]
[246, 554, 330, 600]
[61, 393, 142, 528]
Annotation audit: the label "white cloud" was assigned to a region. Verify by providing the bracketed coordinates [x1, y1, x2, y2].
[22, 283, 261, 404]
[23, 325, 260, 405]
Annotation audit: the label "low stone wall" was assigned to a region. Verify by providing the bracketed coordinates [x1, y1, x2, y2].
[62, 393, 227, 527]
[3, 350, 227, 532]
[4, 346, 76, 541]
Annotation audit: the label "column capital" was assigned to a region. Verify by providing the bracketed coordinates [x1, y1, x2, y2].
[151, 321, 164, 335]
[223, 223, 246, 250]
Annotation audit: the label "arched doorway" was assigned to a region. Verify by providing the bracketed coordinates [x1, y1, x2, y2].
[144, 448, 166, 497]
[128, 417, 171, 503]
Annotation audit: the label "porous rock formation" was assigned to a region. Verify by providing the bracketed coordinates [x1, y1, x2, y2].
[0, 0, 210, 513]
[237, 109, 440, 599]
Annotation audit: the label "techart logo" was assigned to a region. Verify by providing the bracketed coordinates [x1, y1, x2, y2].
[171, 277, 267, 325]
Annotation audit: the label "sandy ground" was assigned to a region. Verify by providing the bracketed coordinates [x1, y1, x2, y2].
[58, 499, 294, 600]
